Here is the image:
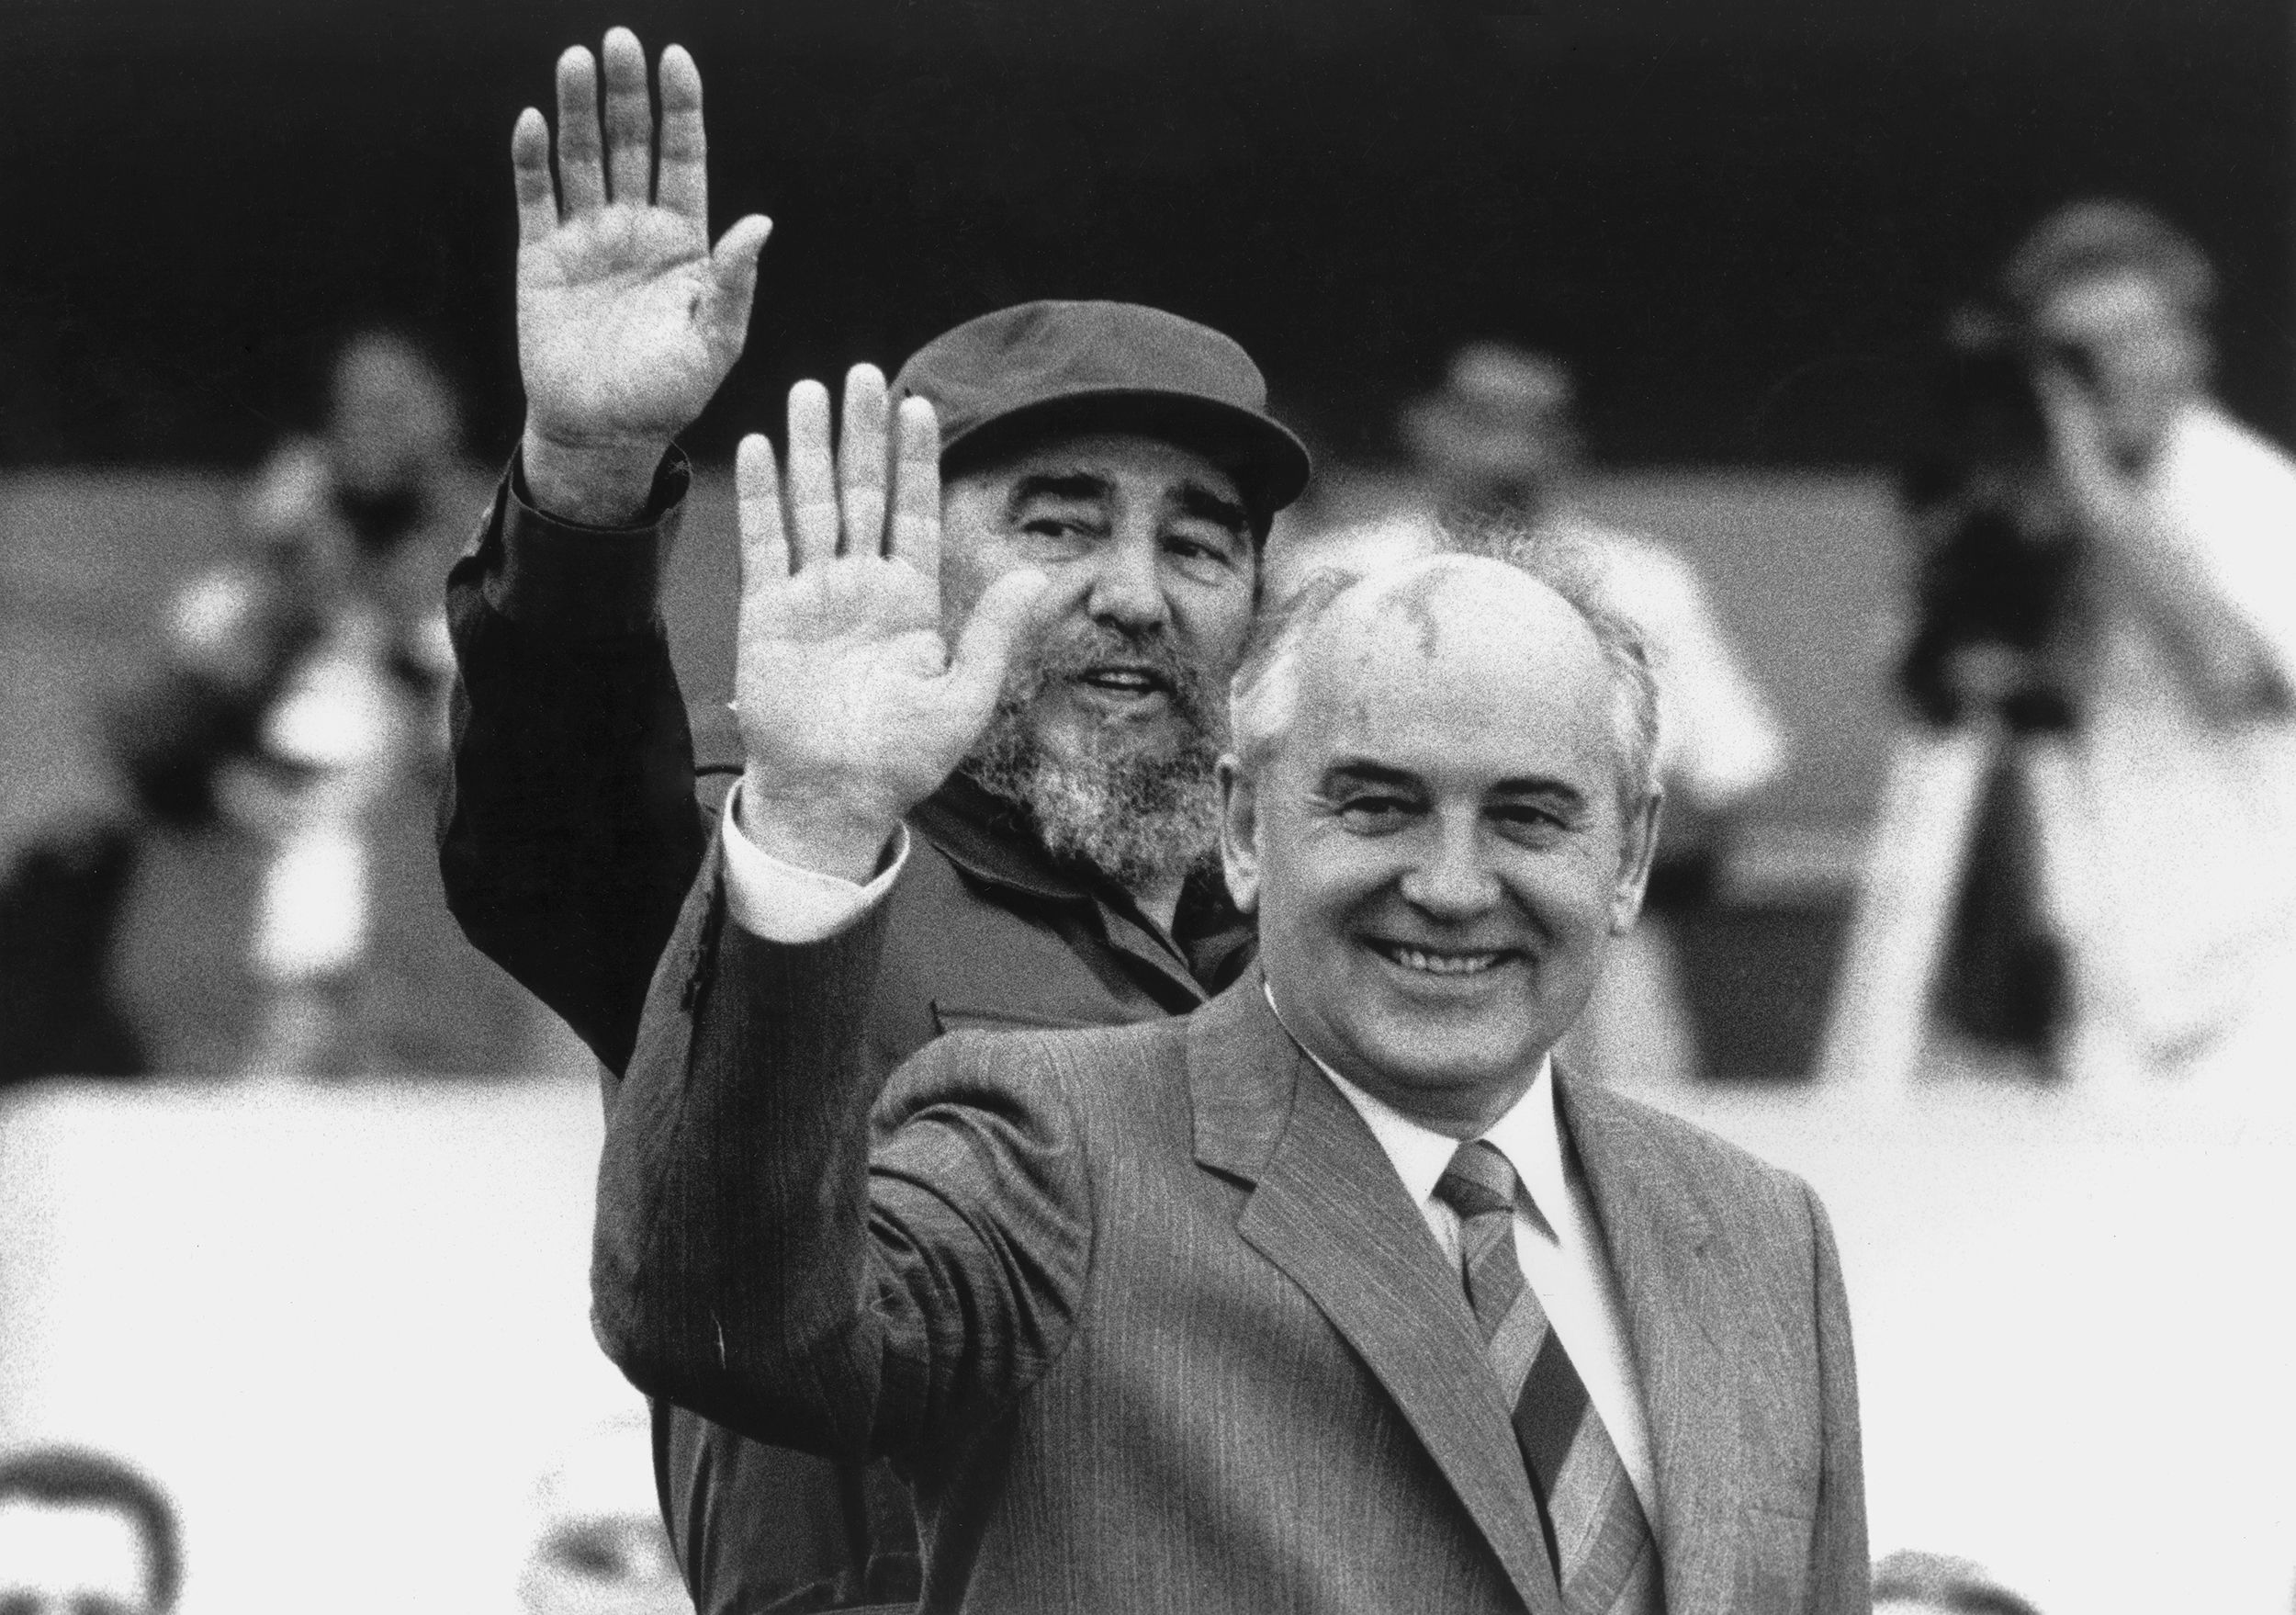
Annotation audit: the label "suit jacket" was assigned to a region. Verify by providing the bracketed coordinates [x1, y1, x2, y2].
[596, 854, 1870, 1614]
[442, 457, 1255, 1610]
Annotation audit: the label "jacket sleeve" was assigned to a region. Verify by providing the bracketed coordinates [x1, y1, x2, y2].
[592, 845, 1094, 1469]
[1804, 1182, 1871, 1615]
[436, 449, 711, 1076]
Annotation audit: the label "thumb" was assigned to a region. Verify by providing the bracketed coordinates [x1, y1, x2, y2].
[700, 214, 773, 341]
[945, 568, 1052, 718]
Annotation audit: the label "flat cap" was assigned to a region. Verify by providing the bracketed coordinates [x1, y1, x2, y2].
[892, 300, 1311, 524]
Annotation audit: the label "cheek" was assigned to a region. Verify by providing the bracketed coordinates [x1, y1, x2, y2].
[1262, 831, 1390, 946]
[1507, 850, 1625, 932]
[1168, 572, 1257, 663]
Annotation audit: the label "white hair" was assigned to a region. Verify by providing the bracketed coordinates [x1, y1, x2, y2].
[1228, 523, 1660, 810]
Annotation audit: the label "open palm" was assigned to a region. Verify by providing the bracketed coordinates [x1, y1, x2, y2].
[733, 373, 1047, 879]
[512, 29, 769, 456]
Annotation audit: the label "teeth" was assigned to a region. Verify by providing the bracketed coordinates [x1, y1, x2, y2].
[1388, 946, 1503, 977]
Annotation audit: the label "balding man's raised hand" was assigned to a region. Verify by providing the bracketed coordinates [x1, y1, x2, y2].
[512, 29, 771, 525]
[731, 370, 1051, 884]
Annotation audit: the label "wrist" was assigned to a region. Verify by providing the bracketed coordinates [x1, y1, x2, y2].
[735, 767, 902, 887]
[520, 424, 671, 527]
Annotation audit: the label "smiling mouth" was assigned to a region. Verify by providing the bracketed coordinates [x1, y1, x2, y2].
[1074, 666, 1172, 698]
[1370, 942, 1519, 977]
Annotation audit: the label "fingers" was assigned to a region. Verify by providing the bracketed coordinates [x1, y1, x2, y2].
[735, 435, 791, 591]
[947, 569, 1054, 718]
[784, 382, 839, 570]
[839, 367, 891, 558]
[889, 397, 942, 579]
[655, 44, 708, 220]
[600, 27, 655, 205]
[697, 215, 773, 357]
[552, 46, 607, 216]
[511, 108, 558, 246]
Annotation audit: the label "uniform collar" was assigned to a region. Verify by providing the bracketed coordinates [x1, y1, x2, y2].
[912, 770, 1255, 993]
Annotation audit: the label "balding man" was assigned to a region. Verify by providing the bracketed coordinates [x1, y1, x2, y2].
[593, 483, 1869, 1611]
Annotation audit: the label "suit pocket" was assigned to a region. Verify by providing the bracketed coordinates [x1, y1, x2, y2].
[930, 1000, 1100, 1036]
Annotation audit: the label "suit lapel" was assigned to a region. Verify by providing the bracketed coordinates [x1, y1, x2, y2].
[1188, 982, 1564, 1615]
[1557, 1075, 1742, 1614]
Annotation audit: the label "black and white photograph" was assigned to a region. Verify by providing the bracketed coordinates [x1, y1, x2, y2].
[3, 2, 2293, 1611]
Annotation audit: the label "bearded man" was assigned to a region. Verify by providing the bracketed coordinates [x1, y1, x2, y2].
[436, 28, 1306, 1613]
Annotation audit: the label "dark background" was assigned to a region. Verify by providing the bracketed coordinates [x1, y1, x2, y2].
[1, 0, 2289, 469]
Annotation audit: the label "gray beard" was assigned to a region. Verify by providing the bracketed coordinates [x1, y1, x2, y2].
[962, 635, 1228, 898]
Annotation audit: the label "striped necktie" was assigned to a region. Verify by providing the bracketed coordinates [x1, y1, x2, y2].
[1435, 1139, 1665, 1615]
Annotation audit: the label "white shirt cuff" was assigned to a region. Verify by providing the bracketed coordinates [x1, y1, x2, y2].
[718, 782, 910, 943]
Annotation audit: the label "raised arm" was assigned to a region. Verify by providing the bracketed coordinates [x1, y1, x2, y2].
[515, 30, 769, 525]
[439, 28, 769, 1072]
[592, 393, 1066, 1456]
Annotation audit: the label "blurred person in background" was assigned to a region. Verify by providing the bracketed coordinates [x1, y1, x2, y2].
[1270, 344, 1786, 1088]
[1858, 201, 2296, 1081]
[230, 325, 484, 1073]
[0, 326, 505, 1083]
[519, 1416, 691, 1615]
[0, 1445, 182, 1615]
[2009, 200, 2296, 1071]
[1871, 1549, 2042, 1615]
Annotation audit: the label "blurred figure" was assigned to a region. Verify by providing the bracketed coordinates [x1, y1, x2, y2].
[1869, 299, 2091, 1070]
[1872, 1549, 2043, 1615]
[0, 1446, 182, 1615]
[2007, 200, 2296, 1069]
[1832, 201, 2296, 1086]
[231, 327, 480, 1073]
[518, 1417, 690, 1615]
[0, 546, 322, 1083]
[1272, 344, 1786, 1088]
[0, 327, 498, 1082]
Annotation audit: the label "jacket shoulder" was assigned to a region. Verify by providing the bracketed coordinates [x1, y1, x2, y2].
[1560, 1077, 1827, 1232]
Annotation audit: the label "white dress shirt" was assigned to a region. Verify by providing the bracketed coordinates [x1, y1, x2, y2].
[1298, 1018, 1660, 1515]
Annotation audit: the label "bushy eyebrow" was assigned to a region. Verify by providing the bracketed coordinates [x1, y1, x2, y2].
[1173, 480, 1251, 539]
[1320, 759, 1590, 813]
[1321, 761, 1424, 794]
[1007, 471, 1114, 514]
[1003, 469, 1248, 543]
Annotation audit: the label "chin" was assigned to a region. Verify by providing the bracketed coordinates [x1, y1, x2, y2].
[1358, 1012, 1547, 1097]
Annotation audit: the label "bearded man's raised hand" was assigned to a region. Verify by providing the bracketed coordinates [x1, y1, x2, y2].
[512, 28, 771, 524]
[731, 369, 1051, 882]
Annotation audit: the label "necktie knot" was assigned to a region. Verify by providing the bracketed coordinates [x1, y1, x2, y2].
[1435, 1138, 1520, 1221]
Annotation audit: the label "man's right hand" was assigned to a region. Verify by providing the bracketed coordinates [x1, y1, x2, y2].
[730, 370, 1052, 884]
[512, 28, 771, 525]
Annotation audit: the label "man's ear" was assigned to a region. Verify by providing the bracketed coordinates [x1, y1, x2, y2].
[1217, 755, 1262, 917]
[1607, 787, 1664, 936]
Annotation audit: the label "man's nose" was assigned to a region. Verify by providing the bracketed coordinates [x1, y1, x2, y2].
[1397, 819, 1502, 917]
[1082, 528, 1171, 632]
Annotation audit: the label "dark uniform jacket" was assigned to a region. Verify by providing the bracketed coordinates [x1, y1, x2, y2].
[438, 453, 1252, 1612]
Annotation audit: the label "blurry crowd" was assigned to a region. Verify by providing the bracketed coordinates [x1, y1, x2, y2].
[10, 200, 2293, 1095]
[0, 329, 551, 1084]
[1, 114, 2293, 1609]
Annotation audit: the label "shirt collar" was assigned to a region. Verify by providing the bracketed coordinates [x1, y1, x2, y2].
[1261, 983, 1563, 1236]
